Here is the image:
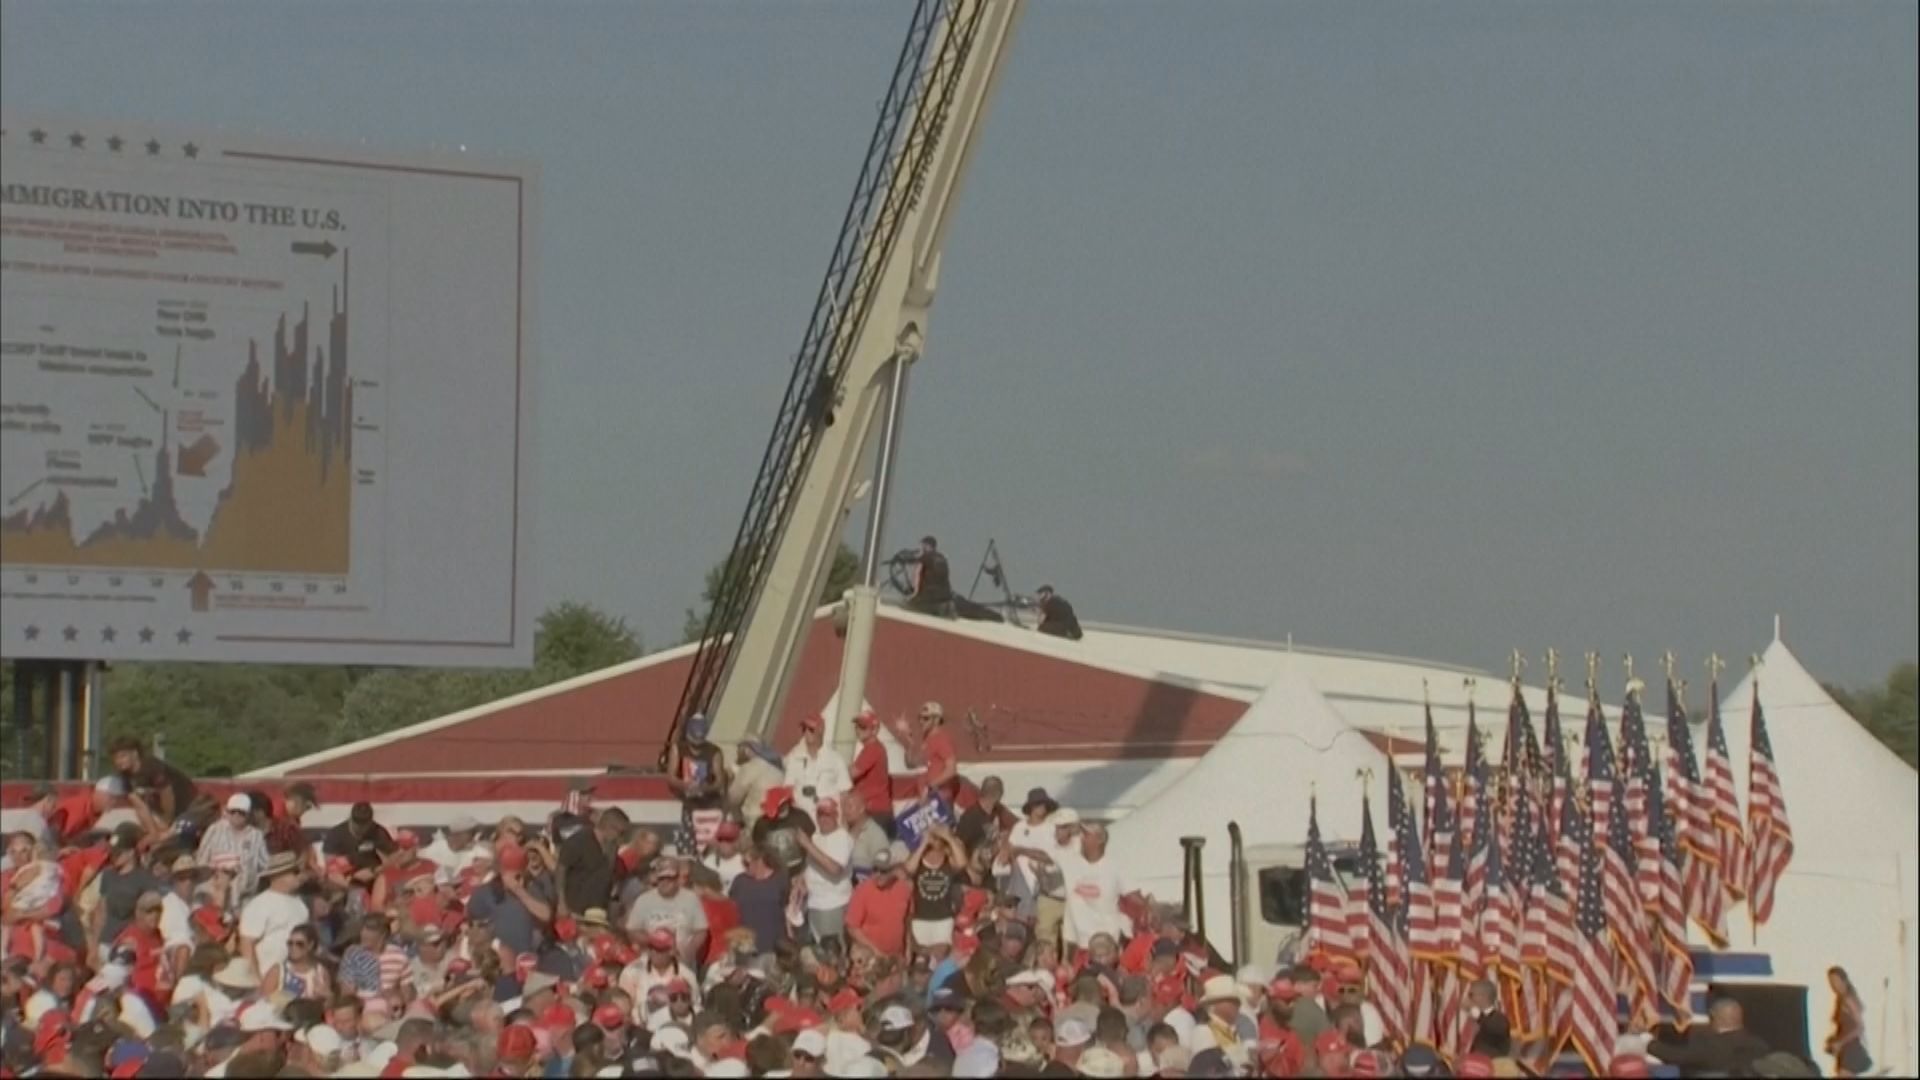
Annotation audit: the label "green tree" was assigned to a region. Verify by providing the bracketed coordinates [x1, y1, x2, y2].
[682, 542, 861, 643]
[1827, 662, 1918, 769]
[339, 603, 643, 744]
[0, 601, 643, 779]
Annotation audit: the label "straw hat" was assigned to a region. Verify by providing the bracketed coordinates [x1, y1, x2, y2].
[212, 957, 260, 990]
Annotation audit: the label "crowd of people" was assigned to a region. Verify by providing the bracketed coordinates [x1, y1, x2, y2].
[0, 721, 1838, 1078]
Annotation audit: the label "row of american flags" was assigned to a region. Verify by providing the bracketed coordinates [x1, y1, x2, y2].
[1303, 658, 1795, 1074]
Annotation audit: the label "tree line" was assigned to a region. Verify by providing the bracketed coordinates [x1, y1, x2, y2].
[0, 547, 862, 779]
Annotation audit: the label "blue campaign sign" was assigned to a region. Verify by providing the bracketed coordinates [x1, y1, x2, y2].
[895, 792, 956, 853]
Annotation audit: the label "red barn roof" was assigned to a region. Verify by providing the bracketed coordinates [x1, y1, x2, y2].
[259, 606, 1252, 779]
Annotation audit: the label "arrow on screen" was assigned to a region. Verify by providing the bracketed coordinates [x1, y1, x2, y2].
[186, 571, 216, 612]
[176, 435, 220, 477]
[291, 240, 338, 259]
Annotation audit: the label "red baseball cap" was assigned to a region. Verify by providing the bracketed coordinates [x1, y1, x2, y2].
[552, 917, 578, 943]
[647, 929, 675, 952]
[592, 1004, 625, 1030]
[1313, 1029, 1352, 1065]
[497, 842, 527, 873]
[396, 829, 419, 850]
[1610, 1056, 1652, 1079]
[536, 1003, 576, 1033]
[583, 966, 611, 990]
[1350, 1049, 1389, 1078]
[665, 977, 692, 995]
[497, 1024, 537, 1063]
[762, 787, 794, 819]
[716, 821, 742, 842]
[1456, 1054, 1496, 1078]
[826, 987, 863, 1014]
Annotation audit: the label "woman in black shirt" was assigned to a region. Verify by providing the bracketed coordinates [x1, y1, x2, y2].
[906, 825, 967, 954]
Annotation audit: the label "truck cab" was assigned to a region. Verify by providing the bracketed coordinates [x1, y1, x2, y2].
[1220, 839, 1364, 972]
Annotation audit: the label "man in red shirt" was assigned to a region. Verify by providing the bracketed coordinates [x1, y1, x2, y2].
[1258, 977, 1308, 1078]
[849, 709, 894, 838]
[113, 891, 169, 1002]
[914, 702, 961, 806]
[845, 844, 912, 959]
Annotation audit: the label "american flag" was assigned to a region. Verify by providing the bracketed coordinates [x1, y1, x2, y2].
[1561, 785, 1618, 1076]
[1646, 762, 1694, 1019]
[1505, 678, 1544, 782]
[1704, 678, 1749, 903]
[1479, 798, 1525, 1046]
[1396, 764, 1441, 965]
[1745, 685, 1794, 927]
[1666, 675, 1729, 946]
[1306, 794, 1354, 962]
[1360, 788, 1412, 1046]
[1423, 764, 1459, 961]
[1542, 681, 1571, 846]
[1514, 786, 1568, 1044]
[1621, 685, 1671, 1009]
[1588, 693, 1660, 1028]
[1422, 701, 1447, 856]
[1459, 700, 1486, 871]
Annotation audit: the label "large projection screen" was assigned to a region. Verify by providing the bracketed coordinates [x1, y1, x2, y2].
[1, 116, 536, 667]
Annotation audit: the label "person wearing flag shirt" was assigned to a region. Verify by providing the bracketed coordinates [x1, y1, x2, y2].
[849, 709, 895, 838]
[665, 712, 730, 842]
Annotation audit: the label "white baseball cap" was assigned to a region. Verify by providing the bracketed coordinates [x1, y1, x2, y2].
[793, 1029, 829, 1058]
[1055, 1018, 1093, 1048]
[225, 793, 253, 814]
[1050, 808, 1081, 828]
[237, 1000, 292, 1032]
[878, 1005, 915, 1032]
[705, 1062, 751, 1078]
[1007, 970, 1053, 990]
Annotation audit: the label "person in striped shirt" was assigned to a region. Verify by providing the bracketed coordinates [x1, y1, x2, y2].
[195, 793, 269, 903]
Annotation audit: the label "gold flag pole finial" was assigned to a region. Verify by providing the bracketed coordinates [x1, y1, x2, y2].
[1464, 675, 1478, 698]
[1510, 649, 1525, 684]
[1584, 651, 1600, 697]
[1422, 678, 1430, 707]
[1357, 767, 1373, 797]
[1546, 648, 1560, 684]
[1707, 653, 1725, 684]
[1623, 653, 1635, 684]
[1661, 650, 1677, 683]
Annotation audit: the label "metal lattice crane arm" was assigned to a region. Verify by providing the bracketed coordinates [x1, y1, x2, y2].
[666, 0, 1023, 760]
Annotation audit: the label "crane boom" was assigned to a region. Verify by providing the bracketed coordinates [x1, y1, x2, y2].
[666, 0, 1023, 759]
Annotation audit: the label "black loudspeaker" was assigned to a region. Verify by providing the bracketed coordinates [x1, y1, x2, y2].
[1706, 982, 1813, 1065]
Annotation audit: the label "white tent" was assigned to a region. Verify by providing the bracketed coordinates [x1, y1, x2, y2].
[1713, 634, 1918, 1075]
[1105, 658, 1392, 948]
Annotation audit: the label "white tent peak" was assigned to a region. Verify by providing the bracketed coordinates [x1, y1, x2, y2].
[1107, 656, 1391, 880]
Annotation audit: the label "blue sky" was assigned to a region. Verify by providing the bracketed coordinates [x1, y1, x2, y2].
[4, 1, 1914, 687]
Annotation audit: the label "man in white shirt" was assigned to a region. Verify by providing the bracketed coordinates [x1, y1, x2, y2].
[1004, 792, 1073, 953]
[419, 814, 483, 875]
[783, 715, 851, 816]
[796, 796, 855, 945]
[238, 851, 309, 976]
[158, 854, 201, 978]
[1050, 825, 1132, 951]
